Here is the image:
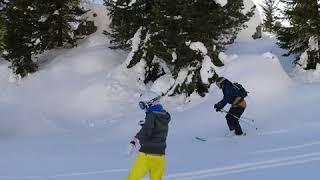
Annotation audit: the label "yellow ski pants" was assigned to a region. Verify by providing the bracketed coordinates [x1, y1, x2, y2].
[126, 152, 165, 180]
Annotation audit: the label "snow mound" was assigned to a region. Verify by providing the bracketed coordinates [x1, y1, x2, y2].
[236, 0, 261, 42]
[78, 4, 111, 48]
[0, 40, 129, 136]
[217, 52, 292, 102]
[292, 64, 320, 83]
[82, 4, 110, 32]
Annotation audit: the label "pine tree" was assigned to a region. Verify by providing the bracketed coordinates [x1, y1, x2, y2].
[105, 0, 152, 49]
[3, 0, 84, 77]
[0, 15, 5, 52]
[39, 0, 85, 49]
[2, 0, 84, 77]
[108, 0, 254, 98]
[0, 0, 6, 52]
[260, 0, 277, 32]
[3, 0, 41, 77]
[277, 0, 320, 70]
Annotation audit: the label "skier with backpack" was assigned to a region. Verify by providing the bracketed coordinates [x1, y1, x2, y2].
[126, 91, 171, 180]
[214, 77, 248, 136]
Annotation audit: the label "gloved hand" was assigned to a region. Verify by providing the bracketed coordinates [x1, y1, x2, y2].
[214, 104, 222, 112]
[126, 137, 139, 155]
[130, 137, 139, 146]
[138, 120, 145, 127]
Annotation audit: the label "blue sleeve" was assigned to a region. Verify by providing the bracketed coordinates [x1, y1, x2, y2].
[216, 81, 234, 109]
[216, 98, 227, 109]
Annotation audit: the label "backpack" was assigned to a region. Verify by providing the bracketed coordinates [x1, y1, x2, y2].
[232, 82, 248, 98]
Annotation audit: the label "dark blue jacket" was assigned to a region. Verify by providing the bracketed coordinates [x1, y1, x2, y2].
[216, 79, 242, 109]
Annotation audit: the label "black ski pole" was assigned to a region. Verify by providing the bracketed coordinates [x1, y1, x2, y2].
[238, 115, 255, 123]
[221, 109, 258, 130]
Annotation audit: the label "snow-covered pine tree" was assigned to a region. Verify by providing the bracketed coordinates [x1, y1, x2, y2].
[277, 0, 320, 70]
[260, 0, 277, 32]
[105, 0, 151, 50]
[39, 0, 85, 48]
[3, 0, 41, 77]
[108, 0, 254, 98]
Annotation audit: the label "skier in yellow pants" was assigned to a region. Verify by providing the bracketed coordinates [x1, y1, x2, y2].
[126, 91, 171, 180]
[126, 152, 165, 180]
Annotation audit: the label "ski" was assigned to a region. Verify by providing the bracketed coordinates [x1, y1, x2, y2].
[195, 136, 207, 141]
[195, 133, 247, 142]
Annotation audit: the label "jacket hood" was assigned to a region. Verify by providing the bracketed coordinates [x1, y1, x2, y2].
[152, 109, 171, 124]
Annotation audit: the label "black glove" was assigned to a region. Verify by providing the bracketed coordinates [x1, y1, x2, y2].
[138, 120, 145, 127]
[130, 137, 139, 146]
[214, 104, 222, 112]
[130, 140, 136, 145]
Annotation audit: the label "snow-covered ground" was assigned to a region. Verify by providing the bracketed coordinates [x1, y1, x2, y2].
[1, 3, 320, 180]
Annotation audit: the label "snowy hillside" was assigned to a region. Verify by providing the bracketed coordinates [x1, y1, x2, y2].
[1, 2, 320, 180]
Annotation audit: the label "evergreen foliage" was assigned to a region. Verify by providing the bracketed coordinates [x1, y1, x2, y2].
[260, 0, 277, 32]
[0, 0, 6, 52]
[3, 0, 40, 77]
[105, 0, 151, 50]
[0, 16, 5, 52]
[39, 0, 85, 49]
[106, 0, 254, 97]
[2, 0, 84, 77]
[277, 0, 320, 70]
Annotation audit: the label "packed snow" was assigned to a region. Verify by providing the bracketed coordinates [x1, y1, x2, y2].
[1, 2, 320, 180]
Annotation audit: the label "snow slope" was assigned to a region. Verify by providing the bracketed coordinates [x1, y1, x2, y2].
[1, 33, 320, 180]
[1, 3, 320, 180]
[0, 5, 142, 136]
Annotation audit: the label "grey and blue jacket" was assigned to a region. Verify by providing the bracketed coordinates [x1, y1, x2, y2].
[136, 104, 171, 155]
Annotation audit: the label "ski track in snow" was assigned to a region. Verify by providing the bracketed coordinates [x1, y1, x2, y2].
[2, 137, 320, 180]
[197, 128, 297, 143]
[0, 169, 128, 179]
[252, 140, 320, 154]
[3, 150, 320, 180]
[164, 152, 320, 180]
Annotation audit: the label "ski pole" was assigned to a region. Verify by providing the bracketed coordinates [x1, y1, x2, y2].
[221, 109, 255, 123]
[238, 115, 255, 123]
[221, 109, 258, 130]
